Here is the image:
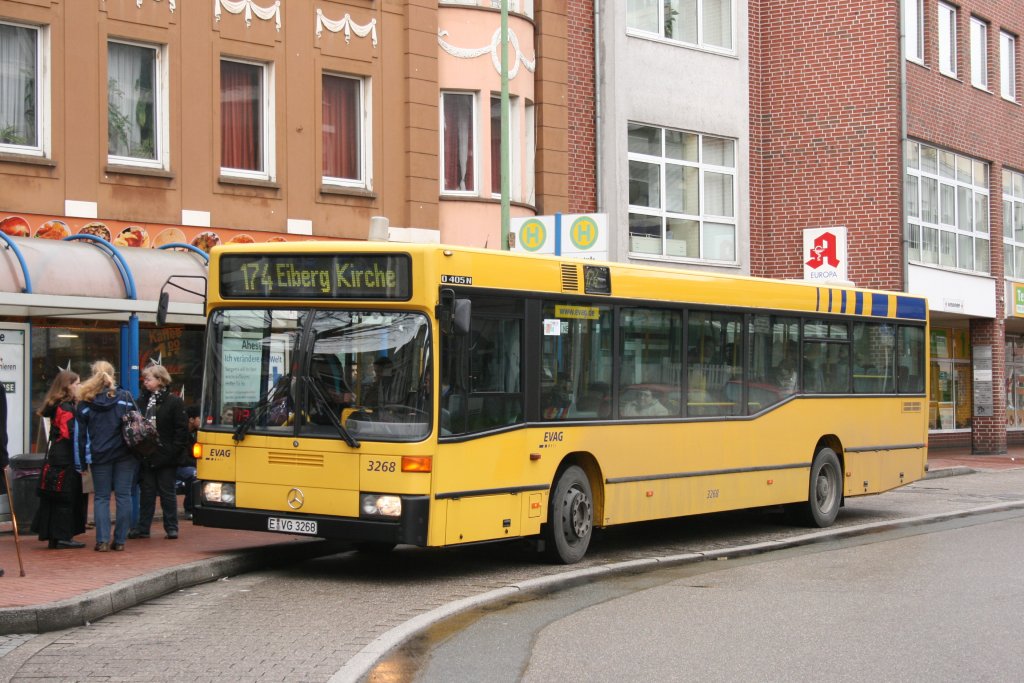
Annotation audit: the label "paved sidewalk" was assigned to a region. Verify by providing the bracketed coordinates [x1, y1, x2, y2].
[2, 446, 1022, 636]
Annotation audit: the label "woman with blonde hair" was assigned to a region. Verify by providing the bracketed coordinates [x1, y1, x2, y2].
[76, 360, 135, 551]
[129, 364, 187, 540]
[32, 370, 86, 548]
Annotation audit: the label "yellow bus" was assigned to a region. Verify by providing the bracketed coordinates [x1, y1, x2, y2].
[190, 242, 929, 563]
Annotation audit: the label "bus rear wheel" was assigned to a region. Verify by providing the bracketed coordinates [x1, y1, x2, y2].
[542, 465, 593, 564]
[789, 447, 842, 527]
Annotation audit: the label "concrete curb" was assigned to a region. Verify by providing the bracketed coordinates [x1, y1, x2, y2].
[0, 539, 345, 635]
[925, 466, 976, 479]
[329, 498, 1024, 683]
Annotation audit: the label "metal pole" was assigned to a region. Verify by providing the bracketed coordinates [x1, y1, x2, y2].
[500, 0, 511, 249]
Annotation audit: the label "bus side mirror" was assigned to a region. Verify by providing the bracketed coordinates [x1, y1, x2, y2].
[156, 291, 170, 327]
[452, 298, 471, 336]
[437, 289, 471, 336]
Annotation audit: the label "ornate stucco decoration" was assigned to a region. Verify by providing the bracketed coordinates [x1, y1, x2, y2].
[214, 0, 282, 31]
[437, 27, 537, 79]
[136, 0, 176, 10]
[315, 9, 378, 46]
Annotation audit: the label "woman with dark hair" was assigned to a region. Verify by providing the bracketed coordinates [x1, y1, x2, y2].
[33, 370, 87, 549]
[129, 364, 187, 540]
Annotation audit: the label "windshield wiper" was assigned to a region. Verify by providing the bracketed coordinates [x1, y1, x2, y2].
[305, 378, 360, 448]
[233, 372, 293, 443]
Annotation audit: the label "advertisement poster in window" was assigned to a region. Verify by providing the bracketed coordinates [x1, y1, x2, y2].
[0, 326, 29, 455]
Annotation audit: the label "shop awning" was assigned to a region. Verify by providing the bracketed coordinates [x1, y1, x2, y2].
[0, 236, 207, 323]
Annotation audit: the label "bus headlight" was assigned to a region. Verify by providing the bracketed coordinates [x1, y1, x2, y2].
[360, 494, 401, 518]
[202, 482, 236, 507]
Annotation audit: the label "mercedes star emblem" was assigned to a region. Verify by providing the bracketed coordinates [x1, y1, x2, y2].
[287, 488, 304, 510]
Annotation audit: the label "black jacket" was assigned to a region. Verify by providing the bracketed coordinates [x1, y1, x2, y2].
[139, 390, 188, 469]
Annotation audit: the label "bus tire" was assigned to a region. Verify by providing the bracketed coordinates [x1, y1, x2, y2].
[790, 447, 842, 528]
[542, 465, 593, 564]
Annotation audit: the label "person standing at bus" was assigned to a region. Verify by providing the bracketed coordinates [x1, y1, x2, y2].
[129, 365, 187, 540]
[76, 360, 135, 552]
[178, 405, 199, 521]
[33, 370, 87, 548]
[0, 381, 7, 575]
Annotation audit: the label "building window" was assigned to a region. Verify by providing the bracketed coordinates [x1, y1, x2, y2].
[1001, 31, 1017, 101]
[220, 58, 272, 180]
[904, 0, 924, 63]
[108, 40, 165, 168]
[1007, 336, 1024, 430]
[0, 21, 46, 156]
[626, 0, 734, 52]
[938, 2, 958, 77]
[322, 73, 367, 187]
[929, 327, 971, 431]
[628, 123, 737, 263]
[1003, 169, 1024, 279]
[490, 95, 520, 200]
[441, 91, 476, 194]
[970, 17, 988, 89]
[905, 140, 989, 275]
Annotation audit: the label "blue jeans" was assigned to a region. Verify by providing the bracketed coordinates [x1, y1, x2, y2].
[91, 457, 137, 545]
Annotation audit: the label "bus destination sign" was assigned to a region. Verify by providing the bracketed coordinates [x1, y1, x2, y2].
[220, 254, 412, 300]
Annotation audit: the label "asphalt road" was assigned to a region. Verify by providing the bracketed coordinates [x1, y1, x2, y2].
[1, 469, 1022, 682]
[401, 509, 1024, 681]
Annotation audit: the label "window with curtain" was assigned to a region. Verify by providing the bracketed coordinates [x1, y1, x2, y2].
[970, 17, 988, 89]
[905, 140, 989, 275]
[322, 73, 363, 185]
[0, 21, 41, 153]
[1001, 31, 1017, 101]
[627, 122, 736, 263]
[221, 59, 267, 177]
[938, 2, 957, 77]
[490, 95, 519, 199]
[108, 41, 160, 165]
[441, 91, 475, 193]
[625, 0, 733, 52]
[904, 0, 924, 63]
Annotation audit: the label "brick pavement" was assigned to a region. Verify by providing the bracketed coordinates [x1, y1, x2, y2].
[1, 447, 1022, 630]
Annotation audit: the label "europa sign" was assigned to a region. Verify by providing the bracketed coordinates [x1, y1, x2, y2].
[803, 226, 848, 282]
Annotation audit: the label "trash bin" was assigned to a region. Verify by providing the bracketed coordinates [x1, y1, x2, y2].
[9, 453, 45, 533]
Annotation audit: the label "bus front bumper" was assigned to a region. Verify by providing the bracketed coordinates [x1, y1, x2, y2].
[191, 495, 430, 546]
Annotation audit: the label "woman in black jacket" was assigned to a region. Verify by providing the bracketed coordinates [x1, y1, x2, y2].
[33, 370, 87, 548]
[129, 364, 187, 540]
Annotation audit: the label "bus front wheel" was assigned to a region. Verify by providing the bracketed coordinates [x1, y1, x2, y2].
[542, 465, 593, 564]
[789, 447, 842, 528]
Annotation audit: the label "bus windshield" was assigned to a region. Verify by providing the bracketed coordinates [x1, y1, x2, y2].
[204, 308, 432, 442]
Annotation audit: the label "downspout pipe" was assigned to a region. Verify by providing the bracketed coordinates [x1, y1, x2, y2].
[899, 1, 909, 294]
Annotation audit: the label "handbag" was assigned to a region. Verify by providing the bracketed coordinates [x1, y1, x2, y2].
[38, 462, 73, 501]
[121, 393, 161, 461]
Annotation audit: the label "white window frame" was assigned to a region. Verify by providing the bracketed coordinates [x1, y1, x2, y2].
[0, 20, 50, 158]
[625, 0, 736, 55]
[321, 73, 371, 190]
[938, 2, 958, 78]
[489, 94, 521, 201]
[905, 140, 990, 275]
[904, 0, 924, 63]
[970, 17, 988, 90]
[627, 123, 738, 265]
[1003, 169, 1024, 280]
[107, 39, 169, 170]
[219, 57, 275, 182]
[1001, 31, 1017, 101]
[440, 90, 478, 196]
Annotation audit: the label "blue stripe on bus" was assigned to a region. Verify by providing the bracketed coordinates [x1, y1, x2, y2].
[871, 293, 889, 317]
[855, 292, 863, 315]
[828, 289, 833, 312]
[895, 296, 927, 320]
[841, 290, 847, 313]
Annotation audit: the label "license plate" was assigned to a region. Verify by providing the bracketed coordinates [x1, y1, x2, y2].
[267, 517, 318, 535]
